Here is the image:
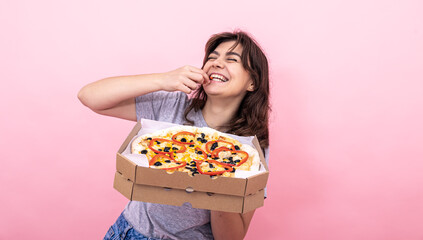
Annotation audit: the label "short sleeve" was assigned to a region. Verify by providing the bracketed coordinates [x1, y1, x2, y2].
[135, 91, 190, 123]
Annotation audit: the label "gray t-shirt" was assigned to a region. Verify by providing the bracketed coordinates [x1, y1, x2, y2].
[124, 91, 214, 240]
[124, 91, 269, 240]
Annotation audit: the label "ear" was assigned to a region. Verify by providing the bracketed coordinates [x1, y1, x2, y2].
[247, 83, 254, 91]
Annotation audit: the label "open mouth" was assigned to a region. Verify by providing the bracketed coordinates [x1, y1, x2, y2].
[209, 73, 228, 82]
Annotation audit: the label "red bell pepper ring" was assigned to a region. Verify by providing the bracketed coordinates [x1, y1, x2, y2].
[211, 146, 232, 158]
[172, 131, 195, 145]
[212, 147, 249, 167]
[205, 140, 235, 155]
[231, 150, 249, 166]
[149, 154, 187, 170]
[195, 160, 234, 176]
[148, 138, 186, 154]
[194, 147, 208, 161]
[166, 152, 175, 160]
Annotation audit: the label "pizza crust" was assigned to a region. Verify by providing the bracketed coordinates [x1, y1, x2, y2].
[131, 133, 153, 154]
[240, 144, 260, 171]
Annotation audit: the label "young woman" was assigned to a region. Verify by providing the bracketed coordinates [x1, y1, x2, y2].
[78, 31, 270, 240]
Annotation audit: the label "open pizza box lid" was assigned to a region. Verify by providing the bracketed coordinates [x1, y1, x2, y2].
[114, 120, 269, 212]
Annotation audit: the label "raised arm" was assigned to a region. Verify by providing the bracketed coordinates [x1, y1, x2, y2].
[77, 66, 209, 121]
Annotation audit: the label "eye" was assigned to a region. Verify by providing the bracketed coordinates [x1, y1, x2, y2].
[207, 56, 217, 60]
[227, 58, 238, 62]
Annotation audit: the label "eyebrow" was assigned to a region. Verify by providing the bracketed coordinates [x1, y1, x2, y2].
[211, 50, 242, 58]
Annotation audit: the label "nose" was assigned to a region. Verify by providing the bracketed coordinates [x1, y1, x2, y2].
[212, 57, 224, 68]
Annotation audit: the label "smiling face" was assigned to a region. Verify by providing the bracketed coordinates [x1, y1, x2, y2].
[202, 41, 254, 100]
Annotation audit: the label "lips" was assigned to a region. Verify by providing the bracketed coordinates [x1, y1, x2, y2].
[209, 73, 228, 82]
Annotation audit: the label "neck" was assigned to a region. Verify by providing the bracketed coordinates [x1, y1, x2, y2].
[202, 97, 242, 132]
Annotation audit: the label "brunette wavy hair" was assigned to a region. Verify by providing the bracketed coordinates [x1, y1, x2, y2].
[184, 31, 270, 149]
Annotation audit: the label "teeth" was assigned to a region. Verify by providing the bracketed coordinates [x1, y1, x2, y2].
[209, 74, 228, 82]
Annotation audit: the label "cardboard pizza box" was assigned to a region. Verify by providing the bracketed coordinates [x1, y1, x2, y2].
[113, 121, 269, 213]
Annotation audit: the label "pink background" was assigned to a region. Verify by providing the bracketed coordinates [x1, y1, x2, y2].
[1, 0, 422, 239]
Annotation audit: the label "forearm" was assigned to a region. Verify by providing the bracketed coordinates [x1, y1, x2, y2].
[78, 73, 163, 111]
[210, 210, 255, 240]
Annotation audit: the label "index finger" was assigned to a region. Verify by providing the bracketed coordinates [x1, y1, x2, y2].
[188, 66, 210, 84]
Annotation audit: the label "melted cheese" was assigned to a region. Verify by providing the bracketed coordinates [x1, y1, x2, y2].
[199, 161, 226, 173]
[150, 159, 183, 169]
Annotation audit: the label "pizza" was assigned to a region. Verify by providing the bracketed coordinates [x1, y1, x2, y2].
[131, 125, 260, 177]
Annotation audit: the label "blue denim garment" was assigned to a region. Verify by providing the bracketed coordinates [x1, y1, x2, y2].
[104, 213, 158, 240]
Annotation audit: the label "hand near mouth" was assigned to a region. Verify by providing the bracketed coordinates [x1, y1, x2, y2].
[159, 65, 210, 94]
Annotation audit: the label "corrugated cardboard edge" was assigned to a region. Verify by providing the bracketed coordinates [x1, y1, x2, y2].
[116, 122, 142, 182]
[135, 167, 248, 196]
[113, 171, 134, 200]
[118, 121, 142, 153]
[242, 189, 265, 213]
[116, 153, 137, 181]
[244, 137, 269, 196]
[131, 184, 245, 213]
[113, 170, 259, 213]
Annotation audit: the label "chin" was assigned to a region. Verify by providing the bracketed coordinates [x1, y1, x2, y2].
[203, 86, 221, 96]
